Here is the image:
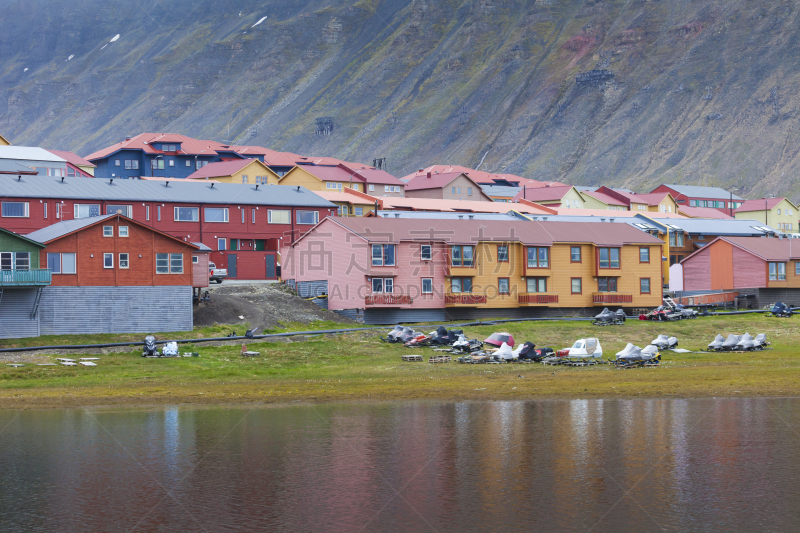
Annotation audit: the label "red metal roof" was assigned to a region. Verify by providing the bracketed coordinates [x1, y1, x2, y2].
[400, 165, 563, 188]
[677, 206, 734, 219]
[378, 197, 555, 215]
[84, 133, 229, 160]
[46, 150, 96, 168]
[324, 217, 663, 246]
[404, 172, 477, 191]
[686, 236, 800, 262]
[580, 190, 628, 206]
[735, 198, 789, 212]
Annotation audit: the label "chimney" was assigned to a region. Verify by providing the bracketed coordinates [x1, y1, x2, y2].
[418, 168, 424, 173]
[125, 136, 131, 141]
[426, 172, 432, 178]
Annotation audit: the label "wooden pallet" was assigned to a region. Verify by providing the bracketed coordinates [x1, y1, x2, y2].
[402, 354, 424, 362]
[428, 355, 452, 364]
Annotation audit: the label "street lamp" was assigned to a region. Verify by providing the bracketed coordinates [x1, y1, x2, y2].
[728, 187, 740, 217]
[151, 154, 164, 177]
[765, 194, 775, 228]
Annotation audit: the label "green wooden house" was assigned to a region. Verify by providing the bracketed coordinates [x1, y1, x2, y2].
[0, 227, 50, 338]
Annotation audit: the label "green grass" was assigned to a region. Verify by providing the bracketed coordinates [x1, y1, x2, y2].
[1, 314, 799, 408]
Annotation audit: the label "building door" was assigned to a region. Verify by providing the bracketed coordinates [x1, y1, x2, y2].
[228, 254, 237, 279]
[266, 255, 275, 279]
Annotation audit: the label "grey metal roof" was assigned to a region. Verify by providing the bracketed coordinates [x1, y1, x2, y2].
[0, 175, 336, 208]
[479, 185, 521, 197]
[662, 184, 743, 200]
[375, 210, 521, 220]
[25, 214, 115, 243]
[191, 242, 212, 251]
[650, 217, 776, 235]
[0, 161, 38, 174]
[0, 146, 66, 163]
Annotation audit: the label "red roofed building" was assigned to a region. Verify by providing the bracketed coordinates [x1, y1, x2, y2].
[185, 158, 280, 185]
[279, 162, 406, 196]
[46, 150, 96, 178]
[400, 165, 562, 188]
[403, 171, 492, 201]
[513, 185, 586, 208]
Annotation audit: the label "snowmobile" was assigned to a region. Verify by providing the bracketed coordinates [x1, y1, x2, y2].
[491, 342, 515, 362]
[639, 305, 682, 321]
[610, 344, 661, 368]
[615, 309, 627, 323]
[768, 302, 794, 318]
[429, 326, 463, 345]
[383, 325, 407, 343]
[560, 338, 602, 364]
[451, 334, 483, 354]
[674, 304, 698, 319]
[142, 335, 160, 357]
[403, 333, 431, 348]
[707, 334, 725, 351]
[651, 334, 678, 350]
[593, 308, 616, 326]
[753, 333, 768, 350]
[720, 334, 741, 351]
[735, 332, 754, 351]
[484, 332, 515, 348]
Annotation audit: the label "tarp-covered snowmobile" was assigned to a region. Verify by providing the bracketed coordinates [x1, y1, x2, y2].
[707, 334, 725, 351]
[484, 332, 515, 348]
[651, 334, 678, 350]
[610, 344, 661, 368]
[768, 302, 794, 317]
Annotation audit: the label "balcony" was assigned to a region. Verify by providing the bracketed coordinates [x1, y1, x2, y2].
[518, 293, 559, 305]
[0, 269, 51, 286]
[445, 293, 487, 306]
[592, 293, 633, 305]
[365, 295, 413, 306]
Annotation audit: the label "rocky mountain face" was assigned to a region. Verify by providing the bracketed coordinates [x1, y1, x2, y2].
[1, 0, 799, 199]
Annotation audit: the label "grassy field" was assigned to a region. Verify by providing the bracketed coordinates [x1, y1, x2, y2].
[1, 314, 799, 409]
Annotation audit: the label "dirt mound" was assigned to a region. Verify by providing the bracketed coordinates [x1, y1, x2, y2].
[194, 283, 354, 329]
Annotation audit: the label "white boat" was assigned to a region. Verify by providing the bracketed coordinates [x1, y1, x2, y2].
[563, 338, 603, 362]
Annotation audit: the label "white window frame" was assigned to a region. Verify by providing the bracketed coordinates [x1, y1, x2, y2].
[119, 226, 129, 237]
[106, 204, 132, 217]
[169, 159, 175, 167]
[174, 207, 199, 222]
[369, 184, 374, 192]
[146, 205, 150, 221]
[43, 203, 47, 219]
[204, 207, 229, 223]
[47, 253, 61, 274]
[192, 256, 199, 264]
[103, 226, 113, 237]
[217, 238, 226, 251]
[242, 175, 248, 184]
[268, 210, 291, 224]
[421, 244, 432, 261]
[1, 201, 30, 218]
[296, 210, 319, 225]
[62, 253, 76, 274]
[103, 253, 114, 269]
[119, 253, 129, 269]
[74, 204, 100, 219]
[252, 209, 256, 224]
[170, 253, 183, 274]
[421, 278, 433, 294]
[355, 207, 363, 216]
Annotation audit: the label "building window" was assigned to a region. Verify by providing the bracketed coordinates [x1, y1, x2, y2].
[46, 253, 60, 273]
[192, 256, 199, 264]
[205, 207, 228, 222]
[598, 277, 617, 292]
[769, 262, 786, 281]
[640, 247, 650, 263]
[468, 187, 473, 196]
[186, 160, 191, 167]
[156, 253, 183, 274]
[175, 207, 200, 222]
[119, 253, 129, 269]
[669, 233, 676, 246]
[103, 226, 113, 237]
[146, 205, 150, 221]
[795, 262, 800, 276]
[1, 252, 30, 270]
[422, 278, 433, 294]
[689, 200, 697, 207]
[124, 160, 131, 169]
[451, 277, 472, 293]
[570, 246, 581, 263]
[527, 247, 549, 268]
[527, 278, 546, 293]
[241, 175, 248, 184]
[103, 253, 113, 269]
[355, 207, 363, 216]
[296, 211, 319, 225]
[74, 204, 100, 218]
[268, 210, 290, 224]
[157, 206, 162, 221]
[1, 202, 30, 218]
[371, 244, 396, 266]
[217, 238, 226, 251]
[421, 244, 432, 261]
[43, 203, 47, 219]
[106, 204, 132, 216]
[56, 203, 61, 219]
[451, 187, 456, 194]
[498, 278, 510, 295]
[169, 160, 175, 167]
[119, 226, 129, 237]
[497, 245, 509, 262]
[369, 184, 375, 192]
[640, 278, 651, 294]
[450, 245, 474, 267]
[240, 209, 245, 224]
[571, 278, 582, 294]
[676, 233, 684, 246]
[151, 159, 165, 170]
[599, 248, 620, 269]
[371, 277, 393, 293]
[115, 159, 121, 167]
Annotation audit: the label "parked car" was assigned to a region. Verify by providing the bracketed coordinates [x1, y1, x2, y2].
[209, 262, 228, 284]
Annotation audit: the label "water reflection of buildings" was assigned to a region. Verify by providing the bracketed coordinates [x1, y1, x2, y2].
[4, 400, 800, 531]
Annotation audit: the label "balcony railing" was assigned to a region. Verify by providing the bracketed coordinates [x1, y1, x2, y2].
[0, 269, 51, 286]
[365, 295, 413, 306]
[518, 293, 559, 304]
[445, 294, 487, 305]
[592, 293, 634, 304]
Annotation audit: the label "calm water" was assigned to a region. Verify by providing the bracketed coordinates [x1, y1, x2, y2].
[1, 399, 799, 532]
